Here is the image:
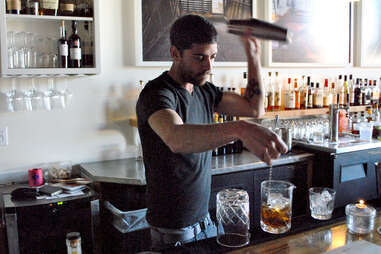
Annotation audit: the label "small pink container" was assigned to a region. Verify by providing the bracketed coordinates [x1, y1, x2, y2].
[28, 168, 44, 187]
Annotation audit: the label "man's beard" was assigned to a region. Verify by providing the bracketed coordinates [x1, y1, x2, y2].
[179, 65, 209, 86]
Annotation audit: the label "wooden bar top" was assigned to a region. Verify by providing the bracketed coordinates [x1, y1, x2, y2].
[227, 215, 381, 254]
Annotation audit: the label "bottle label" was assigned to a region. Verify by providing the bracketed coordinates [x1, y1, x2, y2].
[70, 48, 81, 60]
[60, 44, 68, 56]
[274, 91, 281, 107]
[41, 0, 58, 10]
[287, 92, 295, 109]
[268, 92, 274, 106]
[60, 3, 75, 12]
[308, 94, 313, 108]
[7, 0, 21, 10]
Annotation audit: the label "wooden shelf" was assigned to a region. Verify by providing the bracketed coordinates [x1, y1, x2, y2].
[259, 106, 367, 119]
[6, 14, 93, 21]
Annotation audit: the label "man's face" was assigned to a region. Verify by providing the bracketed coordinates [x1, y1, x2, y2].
[177, 43, 218, 86]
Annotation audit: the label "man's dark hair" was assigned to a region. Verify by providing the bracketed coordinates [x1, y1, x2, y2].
[170, 14, 217, 53]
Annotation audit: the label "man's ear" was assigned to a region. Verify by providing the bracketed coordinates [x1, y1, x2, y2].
[170, 46, 181, 62]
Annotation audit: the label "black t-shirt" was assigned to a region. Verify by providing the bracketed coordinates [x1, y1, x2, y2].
[136, 71, 223, 229]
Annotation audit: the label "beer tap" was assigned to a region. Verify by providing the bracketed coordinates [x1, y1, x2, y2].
[329, 94, 350, 143]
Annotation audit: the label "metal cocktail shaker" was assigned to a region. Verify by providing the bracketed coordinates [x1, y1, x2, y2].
[227, 18, 290, 42]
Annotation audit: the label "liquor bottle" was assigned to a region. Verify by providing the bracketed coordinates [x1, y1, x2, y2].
[373, 80, 379, 105]
[75, 0, 91, 17]
[314, 83, 323, 108]
[285, 78, 295, 110]
[366, 80, 372, 105]
[69, 21, 82, 68]
[274, 72, 281, 111]
[352, 112, 360, 134]
[338, 80, 345, 107]
[343, 75, 349, 105]
[263, 76, 268, 111]
[349, 74, 355, 106]
[300, 75, 307, 109]
[6, 0, 21, 14]
[82, 21, 94, 67]
[267, 72, 274, 112]
[241, 72, 247, 96]
[307, 77, 313, 109]
[294, 78, 300, 110]
[40, 0, 58, 15]
[212, 112, 219, 156]
[354, 79, 361, 106]
[217, 112, 225, 156]
[374, 103, 380, 122]
[330, 82, 336, 105]
[323, 79, 330, 108]
[361, 80, 367, 105]
[25, 0, 39, 15]
[58, 21, 69, 68]
[59, 0, 76, 16]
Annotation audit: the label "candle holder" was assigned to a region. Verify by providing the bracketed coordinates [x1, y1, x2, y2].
[345, 200, 376, 235]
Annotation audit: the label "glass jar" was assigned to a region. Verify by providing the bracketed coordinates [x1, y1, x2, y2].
[345, 202, 376, 235]
[66, 232, 82, 254]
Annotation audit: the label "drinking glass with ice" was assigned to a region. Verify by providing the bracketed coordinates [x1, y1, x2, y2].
[309, 187, 336, 220]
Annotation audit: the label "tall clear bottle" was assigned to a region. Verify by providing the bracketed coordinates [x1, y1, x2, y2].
[373, 80, 379, 105]
[285, 78, 295, 110]
[267, 72, 274, 112]
[307, 77, 313, 109]
[313, 83, 323, 108]
[349, 74, 355, 106]
[300, 75, 307, 109]
[274, 72, 281, 111]
[323, 79, 330, 108]
[294, 78, 300, 110]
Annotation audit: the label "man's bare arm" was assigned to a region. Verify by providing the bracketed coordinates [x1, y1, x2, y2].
[148, 109, 287, 165]
[216, 36, 265, 118]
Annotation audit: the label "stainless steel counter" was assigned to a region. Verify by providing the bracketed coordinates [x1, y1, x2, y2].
[80, 150, 314, 185]
[294, 137, 381, 154]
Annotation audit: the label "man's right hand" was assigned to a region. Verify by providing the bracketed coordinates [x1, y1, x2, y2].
[237, 120, 288, 166]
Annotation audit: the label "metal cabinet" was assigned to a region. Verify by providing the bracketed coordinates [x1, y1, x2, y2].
[311, 148, 380, 208]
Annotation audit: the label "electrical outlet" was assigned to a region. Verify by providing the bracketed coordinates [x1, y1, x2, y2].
[0, 127, 8, 146]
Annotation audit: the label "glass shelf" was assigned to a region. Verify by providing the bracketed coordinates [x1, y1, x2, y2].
[6, 14, 93, 21]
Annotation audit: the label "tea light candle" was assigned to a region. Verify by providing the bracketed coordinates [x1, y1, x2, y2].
[345, 200, 376, 234]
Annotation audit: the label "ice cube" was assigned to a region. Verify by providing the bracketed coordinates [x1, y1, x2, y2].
[310, 193, 321, 207]
[320, 190, 332, 202]
[267, 192, 289, 210]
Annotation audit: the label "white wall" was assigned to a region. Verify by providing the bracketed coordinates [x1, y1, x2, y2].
[0, 0, 380, 172]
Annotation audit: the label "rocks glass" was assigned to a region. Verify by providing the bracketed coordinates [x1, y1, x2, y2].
[216, 188, 250, 248]
[309, 187, 336, 220]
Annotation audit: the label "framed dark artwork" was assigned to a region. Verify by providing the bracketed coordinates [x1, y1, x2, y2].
[135, 0, 256, 66]
[264, 0, 352, 67]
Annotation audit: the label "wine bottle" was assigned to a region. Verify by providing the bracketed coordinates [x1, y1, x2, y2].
[58, 21, 69, 68]
[25, 0, 39, 15]
[82, 21, 94, 67]
[40, 0, 58, 15]
[59, 0, 75, 16]
[69, 21, 82, 68]
[6, 0, 21, 14]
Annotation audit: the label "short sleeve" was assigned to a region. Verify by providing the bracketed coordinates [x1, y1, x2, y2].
[136, 84, 177, 123]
